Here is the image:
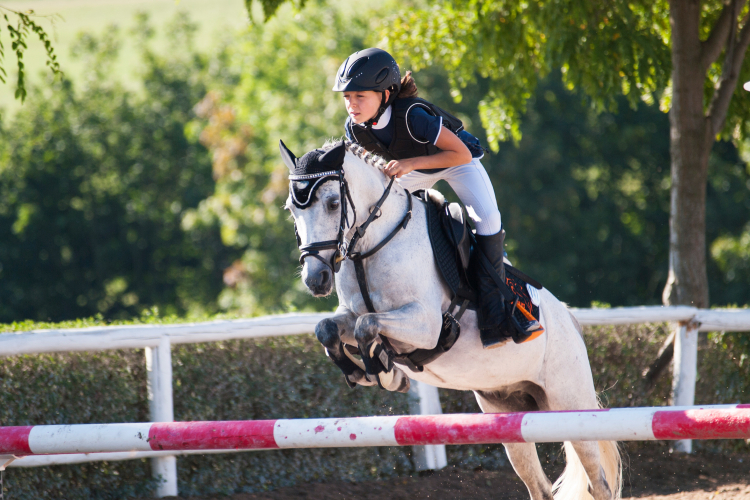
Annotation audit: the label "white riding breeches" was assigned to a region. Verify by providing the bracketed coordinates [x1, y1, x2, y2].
[396, 158, 502, 236]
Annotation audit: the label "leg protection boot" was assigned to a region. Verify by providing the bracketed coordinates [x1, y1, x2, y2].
[476, 230, 543, 348]
[475, 230, 512, 348]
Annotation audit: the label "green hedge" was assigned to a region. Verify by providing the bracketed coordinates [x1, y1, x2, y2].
[1, 323, 749, 498]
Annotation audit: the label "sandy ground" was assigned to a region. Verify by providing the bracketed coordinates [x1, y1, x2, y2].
[167, 446, 750, 500]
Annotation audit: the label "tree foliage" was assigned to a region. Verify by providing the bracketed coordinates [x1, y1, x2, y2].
[0, 14, 233, 322]
[0, 6, 62, 101]
[380, 0, 672, 146]
[187, 0, 368, 314]
[380, 0, 750, 146]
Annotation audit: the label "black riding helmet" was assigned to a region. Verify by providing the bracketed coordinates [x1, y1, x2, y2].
[333, 48, 401, 127]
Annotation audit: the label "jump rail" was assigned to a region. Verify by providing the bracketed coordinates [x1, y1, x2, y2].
[1, 405, 749, 468]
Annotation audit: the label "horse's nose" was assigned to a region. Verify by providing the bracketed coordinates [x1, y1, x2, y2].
[305, 268, 332, 295]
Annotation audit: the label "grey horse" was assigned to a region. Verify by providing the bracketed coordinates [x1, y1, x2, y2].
[283, 140, 621, 500]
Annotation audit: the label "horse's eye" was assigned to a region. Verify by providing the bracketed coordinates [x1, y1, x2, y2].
[328, 199, 340, 211]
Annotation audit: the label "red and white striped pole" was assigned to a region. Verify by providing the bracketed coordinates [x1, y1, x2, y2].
[1, 405, 749, 458]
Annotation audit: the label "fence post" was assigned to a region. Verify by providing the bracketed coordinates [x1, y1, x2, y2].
[671, 319, 700, 453]
[145, 336, 178, 497]
[408, 380, 448, 471]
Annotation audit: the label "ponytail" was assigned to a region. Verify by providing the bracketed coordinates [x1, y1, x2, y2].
[397, 71, 419, 99]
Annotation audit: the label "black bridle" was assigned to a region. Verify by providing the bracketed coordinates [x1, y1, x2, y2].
[291, 169, 357, 274]
[290, 170, 412, 279]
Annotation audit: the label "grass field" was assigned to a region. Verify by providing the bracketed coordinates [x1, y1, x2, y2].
[0, 0, 249, 113]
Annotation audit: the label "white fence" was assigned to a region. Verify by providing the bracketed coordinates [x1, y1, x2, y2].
[1, 306, 749, 497]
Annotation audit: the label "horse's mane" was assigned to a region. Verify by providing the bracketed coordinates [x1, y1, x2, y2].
[322, 139, 388, 172]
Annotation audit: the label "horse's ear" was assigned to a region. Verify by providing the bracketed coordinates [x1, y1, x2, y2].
[279, 140, 297, 172]
[319, 141, 346, 168]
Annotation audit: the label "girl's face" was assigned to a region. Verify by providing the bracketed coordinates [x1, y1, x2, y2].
[343, 90, 389, 124]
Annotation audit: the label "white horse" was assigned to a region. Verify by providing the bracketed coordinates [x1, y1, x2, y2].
[282, 140, 622, 500]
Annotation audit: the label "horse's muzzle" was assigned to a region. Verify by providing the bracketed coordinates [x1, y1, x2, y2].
[303, 265, 333, 296]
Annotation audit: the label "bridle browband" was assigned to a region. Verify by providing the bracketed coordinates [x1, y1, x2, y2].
[290, 167, 412, 278]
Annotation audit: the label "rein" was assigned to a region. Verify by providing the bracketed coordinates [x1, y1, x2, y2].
[348, 179, 412, 313]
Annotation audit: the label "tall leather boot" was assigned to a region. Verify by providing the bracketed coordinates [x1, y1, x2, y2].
[476, 230, 543, 348]
[475, 230, 512, 349]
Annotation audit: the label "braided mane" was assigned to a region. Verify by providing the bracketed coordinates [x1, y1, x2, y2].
[322, 139, 388, 172]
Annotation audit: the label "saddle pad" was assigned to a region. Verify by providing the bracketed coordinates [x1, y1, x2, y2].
[422, 195, 462, 298]
[421, 191, 541, 322]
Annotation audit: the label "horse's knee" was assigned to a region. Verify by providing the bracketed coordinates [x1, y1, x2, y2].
[315, 318, 340, 350]
[354, 314, 379, 344]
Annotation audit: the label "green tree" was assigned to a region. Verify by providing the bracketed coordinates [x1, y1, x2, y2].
[0, 15, 232, 322]
[380, 0, 750, 311]
[187, 1, 368, 314]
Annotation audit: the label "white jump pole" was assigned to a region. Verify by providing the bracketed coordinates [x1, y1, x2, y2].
[2, 405, 749, 459]
[145, 336, 178, 498]
[671, 320, 700, 453]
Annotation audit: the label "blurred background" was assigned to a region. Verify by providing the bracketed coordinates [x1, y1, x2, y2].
[0, 0, 748, 325]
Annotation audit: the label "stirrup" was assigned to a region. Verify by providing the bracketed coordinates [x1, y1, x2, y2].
[509, 298, 544, 344]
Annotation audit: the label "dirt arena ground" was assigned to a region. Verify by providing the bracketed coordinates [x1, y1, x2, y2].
[176, 446, 750, 500]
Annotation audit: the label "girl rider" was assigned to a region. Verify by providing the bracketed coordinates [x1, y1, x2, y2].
[332, 48, 541, 349]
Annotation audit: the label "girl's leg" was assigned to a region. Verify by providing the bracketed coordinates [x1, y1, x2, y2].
[395, 169, 440, 193]
[441, 158, 502, 236]
[443, 159, 538, 346]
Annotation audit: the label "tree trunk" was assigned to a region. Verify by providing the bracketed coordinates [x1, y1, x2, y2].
[663, 0, 711, 310]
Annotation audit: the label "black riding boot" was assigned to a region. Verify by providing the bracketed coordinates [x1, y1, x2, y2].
[475, 230, 512, 349]
[476, 230, 542, 348]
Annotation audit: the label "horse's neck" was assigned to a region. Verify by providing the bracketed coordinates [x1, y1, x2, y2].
[344, 156, 409, 252]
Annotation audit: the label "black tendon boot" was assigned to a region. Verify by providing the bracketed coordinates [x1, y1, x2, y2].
[475, 230, 542, 348]
[475, 230, 512, 348]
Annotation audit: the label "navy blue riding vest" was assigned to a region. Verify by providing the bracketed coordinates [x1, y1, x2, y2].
[347, 97, 465, 165]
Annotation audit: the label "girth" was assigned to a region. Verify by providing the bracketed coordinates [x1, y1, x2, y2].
[351, 191, 470, 377]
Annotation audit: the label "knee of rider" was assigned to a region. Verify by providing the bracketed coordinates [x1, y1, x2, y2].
[315, 319, 339, 347]
[354, 315, 379, 343]
[473, 209, 502, 236]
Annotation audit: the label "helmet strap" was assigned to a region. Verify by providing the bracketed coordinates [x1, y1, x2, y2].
[365, 89, 396, 129]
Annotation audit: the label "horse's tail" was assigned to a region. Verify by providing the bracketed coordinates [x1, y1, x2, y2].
[551, 420, 622, 500]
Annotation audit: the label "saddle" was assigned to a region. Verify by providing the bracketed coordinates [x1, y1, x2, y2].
[412, 190, 544, 361]
[419, 190, 476, 307]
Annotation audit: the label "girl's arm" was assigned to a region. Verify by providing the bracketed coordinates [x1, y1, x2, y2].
[383, 126, 472, 178]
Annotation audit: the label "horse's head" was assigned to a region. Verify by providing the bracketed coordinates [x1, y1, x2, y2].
[281, 139, 392, 297]
[281, 140, 351, 297]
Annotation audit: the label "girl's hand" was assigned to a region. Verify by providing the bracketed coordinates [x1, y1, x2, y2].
[384, 158, 422, 178]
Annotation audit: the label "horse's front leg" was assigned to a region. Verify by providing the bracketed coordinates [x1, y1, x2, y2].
[315, 306, 379, 388]
[354, 301, 441, 392]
